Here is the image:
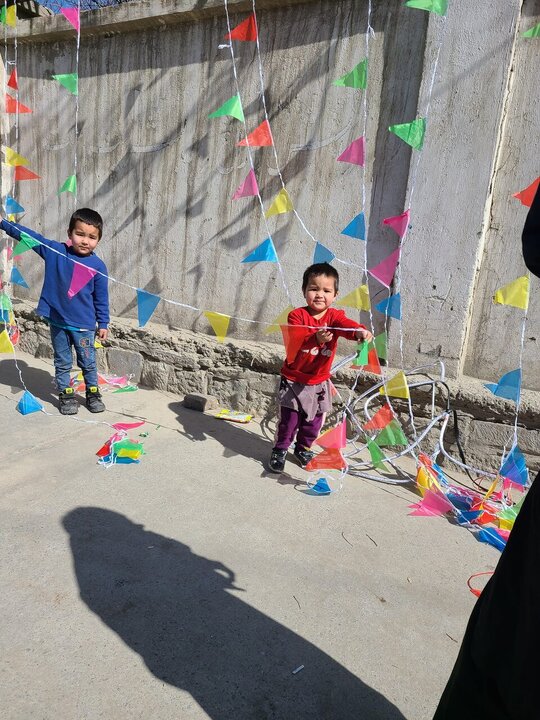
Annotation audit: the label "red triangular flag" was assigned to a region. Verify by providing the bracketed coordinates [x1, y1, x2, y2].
[363, 403, 395, 431]
[5, 94, 32, 114]
[306, 448, 347, 471]
[68, 264, 97, 298]
[14, 166, 40, 180]
[7, 68, 17, 90]
[237, 120, 273, 147]
[316, 421, 347, 449]
[351, 347, 382, 375]
[225, 13, 258, 41]
[513, 177, 540, 208]
[280, 324, 308, 364]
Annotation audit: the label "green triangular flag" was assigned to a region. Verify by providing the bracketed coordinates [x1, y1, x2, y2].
[375, 420, 408, 447]
[0, 292, 13, 311]
[53, 73, 78, 96]
[208, 94, 244, 122]
[366, 439, 390, 471]
[334, 59, 368, 89]
[389, 118, 426, 150]
[112, 385, 138, 394]
[405, 0, 448, 16]
[58, 175, 77, 195]
[523, 23, 540, 38]
[374, 331, 388, 361]
[12, 231, 39, 257]
[352, 341, 369, 366]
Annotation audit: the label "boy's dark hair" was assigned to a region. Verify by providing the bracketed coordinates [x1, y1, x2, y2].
[68, 208, 103, 239]
[302, 262, 339, 293]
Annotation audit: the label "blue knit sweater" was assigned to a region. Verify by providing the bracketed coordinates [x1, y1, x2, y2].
[1, 219, 110, 330]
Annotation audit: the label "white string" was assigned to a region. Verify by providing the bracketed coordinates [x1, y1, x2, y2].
[73, 1, 81, 206]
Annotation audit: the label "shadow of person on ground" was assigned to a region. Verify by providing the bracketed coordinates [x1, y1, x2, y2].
[63, 507, 405, 720]
[0, 358, 57, 405]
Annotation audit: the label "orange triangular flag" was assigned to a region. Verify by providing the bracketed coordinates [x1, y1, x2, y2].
[280, 324, 308, 364]
[5, 94, 31, 114]
[351, 347, 382, 375]
[14, 166, 40, 180]
[225, 13, 258, 41]
[7, 68, 17, 90]
[363, 403, 395, 431]
[237, 120, 273, 147]
[513, 177, 540, 207]
[316, 421, 347, 449]
[306, 447, 347, 471]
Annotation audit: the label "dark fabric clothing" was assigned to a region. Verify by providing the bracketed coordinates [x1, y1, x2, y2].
[274, 406, 324, 451]
[277, 377, 332, 422]
[50, 325, 98, 391]
[522, 183, 540, 278]
[433, 473, 540, 720]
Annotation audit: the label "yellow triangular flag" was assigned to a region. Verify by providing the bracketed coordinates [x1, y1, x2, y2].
[379, 370, 410, 399]
[493, 275, 529, 311]
[204, 311, 231, 342]
[265, 305, 294, 334]
[265, 188, 293, 219]
[0, 329, 14, 353]
[3, 146, 28, 166]
[6, 5, 16, 27]
[336, 284, 370, 311]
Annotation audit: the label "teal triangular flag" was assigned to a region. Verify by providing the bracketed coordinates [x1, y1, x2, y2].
[53, 73, 78, 95]
[208, 94, 244, 122]
[313, 242, 335, 264]
[334, 59, 368, 89]
[5, 195, 24, 214]
[17, 390, 43, 415]
[389, 118, 426, 150]
[241, 238, 278, 263]
[375, 293, 402, 320]
[523, 23, 540, 38]
[341, 213, 366, 240]
[405, 0, 448, 16]
[484, 369, 521, 404]
[10, 267, 28, 288]
[311, 477, 332, 495]
[136, 289, 161, 328]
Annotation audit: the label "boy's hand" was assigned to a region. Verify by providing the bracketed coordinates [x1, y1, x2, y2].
[316, 328, 334, 344]
[356, 328, 373, 343]
[97, 328, 108, 341]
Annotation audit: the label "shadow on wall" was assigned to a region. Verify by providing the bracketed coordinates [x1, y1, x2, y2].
[63, 507, 406, 720]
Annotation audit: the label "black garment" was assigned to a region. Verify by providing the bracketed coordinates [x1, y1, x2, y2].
[522, 183, 540, 278]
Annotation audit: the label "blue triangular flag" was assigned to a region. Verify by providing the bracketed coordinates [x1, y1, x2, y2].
[476, 527, 506, 552]
[241, 238, 278, 263]
[16, 390, 43, 415]
[136, 289, 161, 328]
[313, 242, 335, 264]
[5, 195, 24, 214]
[500, 445, 528, 486]
[375, 293, 402, 320]
[341, 213, 366, 240]
[10, 267, 29, 288]
[311, 477, 332, 495]
[455, 510, 482, 525]
[484, 369, 521, 404]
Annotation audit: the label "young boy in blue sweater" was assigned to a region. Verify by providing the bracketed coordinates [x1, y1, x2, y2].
[1, 208, 110, 415]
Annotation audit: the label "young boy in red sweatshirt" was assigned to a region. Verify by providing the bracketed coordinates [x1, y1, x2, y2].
[269, 263, 372, 473]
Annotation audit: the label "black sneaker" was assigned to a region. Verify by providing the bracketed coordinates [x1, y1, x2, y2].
[294, 447, 315, 468]
[268, 448, 287, 473]
[86, 386, 105, 413]
[59, 387, 78, 415]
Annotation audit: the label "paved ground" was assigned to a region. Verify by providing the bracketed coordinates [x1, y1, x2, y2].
[1, 351, 499, 720]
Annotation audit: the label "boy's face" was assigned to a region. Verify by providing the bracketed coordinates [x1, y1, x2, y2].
[304, 273, 337, 314]
[68, 220, 100, 257]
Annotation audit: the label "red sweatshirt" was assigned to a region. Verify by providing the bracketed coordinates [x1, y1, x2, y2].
[281, 306, 364, 385]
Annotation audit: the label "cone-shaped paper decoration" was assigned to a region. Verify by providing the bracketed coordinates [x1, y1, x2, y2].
[316, 421, 347, 449]
[241, 237, 278, 263]
[208, 94, 244, 122]
[334, 59, 368, 89]
[58, 174, 77, 195]
[16, 390, 43, 415]
[237, 119, 273, 147]
[7, 68, 17, 90]
[341, 213, 366, 240]
[389, 118, 426, 150]
[374, 331, 388, 361]
[382, 210, 410, 239]
[352, 347, 382, 375]
[484, 369, 521, 404]
[337, 136, 365, 166]
[137, 289, 161, 327]
[404, 0, 448, 15]
[53, 73, 78, 96]
[61, 7, 80, 31]
[4, 146, 28, 166]
[379, 370, 410, 399]
[513, 177, 540, 207]
[265, 305, 294, 334]
[280, 324, 308, 364]
[523, 22, 540, 37]
[336, 284, 370, 311]
[375, 293, 401, 320]
[5, 195, 24, 214]
[313, 242, 335, 264]
[10, 267, 28, 288]
[366, 439, 390, 471]
[369, 248, 400, 288]
[0, 5, 16, 27]
[12, 231, 39, 257]
[5, 94, 31, 114]
[493, 275, 529, 311]
[265, 188, 293, 219]
[363, 403, 395, 431]
[374, 419, 408, 447]
[352, 341, 369, 366]
[225, 13, 257, 41]
[306, 447, 347, 471]
[232, 169, 259, 199]
[408, 489, 454, 517]
[0, 328, 14, 353]
[204, 311, 231, 342]
[500, 445, 528, 486]
[14, 166, 40, 180]
[68, 264, 96, 299]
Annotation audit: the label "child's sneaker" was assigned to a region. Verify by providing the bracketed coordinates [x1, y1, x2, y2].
[86, 386, 105, 413]
[294, 447, 315, 468]
[268, 448, 287, 473]
[59, 387, 78, 415]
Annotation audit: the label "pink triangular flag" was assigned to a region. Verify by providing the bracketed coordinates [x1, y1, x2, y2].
[408, 489, 454, 517]
[382, 210, 410, 239]
[67, 264, 97, 298]
[337, 136, 365, 166]
[316, 421, 347, 449]
[368, 248, 401, 287]
[112, 421, 145, 431]
[61, 7, 80, 32]
[232, 169, 259, 200]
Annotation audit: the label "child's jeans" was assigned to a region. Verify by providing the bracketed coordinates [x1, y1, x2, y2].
[50, 325, 98, 391]
[274, 406, 324, 451]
